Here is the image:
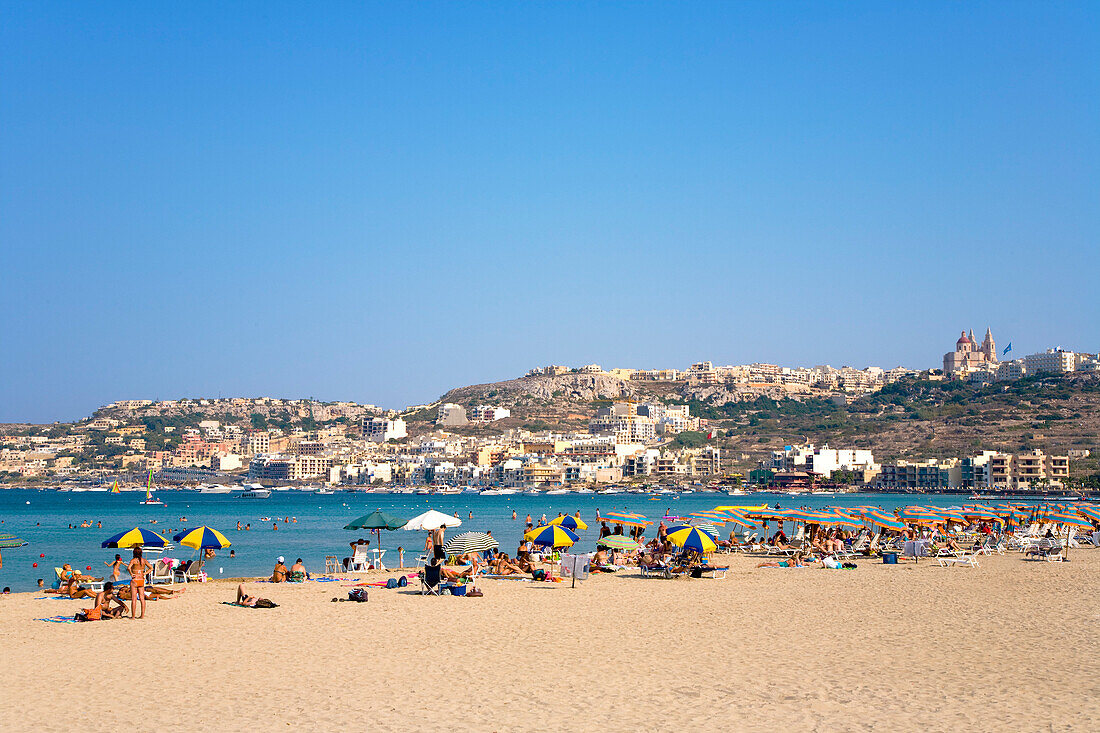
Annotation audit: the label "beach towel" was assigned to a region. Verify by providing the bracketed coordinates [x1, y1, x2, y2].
[221, 601, 279, 609]
[37, 615, 80, 624]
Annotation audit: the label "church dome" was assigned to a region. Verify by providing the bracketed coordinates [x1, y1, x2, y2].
[956, 331, 971, 347]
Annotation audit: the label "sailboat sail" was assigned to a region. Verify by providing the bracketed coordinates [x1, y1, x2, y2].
[111, 480, 120, 494]
[146, 470, 154, 501]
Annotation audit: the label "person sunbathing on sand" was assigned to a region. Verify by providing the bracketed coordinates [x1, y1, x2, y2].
[758, 551, 810, 568]
[442, 556, 480, 580]
[235, 584, 273, 607]
[118, 584, 184, 602]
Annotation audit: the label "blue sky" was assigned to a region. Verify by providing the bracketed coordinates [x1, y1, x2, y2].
[2, 2, 1098, 422]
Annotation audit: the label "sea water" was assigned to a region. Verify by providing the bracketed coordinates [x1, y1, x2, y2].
[0, 489, 973, 591]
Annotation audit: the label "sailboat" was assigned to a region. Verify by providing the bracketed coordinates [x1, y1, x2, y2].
[110, 480, 120, 494]
[140, 470, 164, 505]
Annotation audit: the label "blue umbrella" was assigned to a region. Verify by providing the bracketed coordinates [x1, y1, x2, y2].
[101, 527, 168, 548]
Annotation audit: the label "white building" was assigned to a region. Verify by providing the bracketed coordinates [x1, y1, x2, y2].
[1023, 348, 1076, 375]
[362, 417, 407, 443]
[469, 405, 510, 422]
[772, 444, 877, 478]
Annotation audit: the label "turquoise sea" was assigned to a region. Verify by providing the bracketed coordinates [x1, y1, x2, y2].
[0, 488, 975, 591]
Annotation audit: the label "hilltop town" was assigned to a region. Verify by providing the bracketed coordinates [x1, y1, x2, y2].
[3, 330, 1099, 492]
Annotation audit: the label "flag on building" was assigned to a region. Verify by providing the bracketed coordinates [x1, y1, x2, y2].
[1003, 342, 1012, 356]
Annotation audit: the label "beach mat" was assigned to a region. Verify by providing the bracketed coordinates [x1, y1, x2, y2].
[37, 615, 79, 624]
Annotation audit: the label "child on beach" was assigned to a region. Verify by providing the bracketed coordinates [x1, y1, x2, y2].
[104, 554, 123, 582]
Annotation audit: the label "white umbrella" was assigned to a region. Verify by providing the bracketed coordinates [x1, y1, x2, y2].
[402, 509, 463, 531]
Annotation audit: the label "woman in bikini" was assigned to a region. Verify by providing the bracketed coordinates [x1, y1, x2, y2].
[127, 547, 152, 619]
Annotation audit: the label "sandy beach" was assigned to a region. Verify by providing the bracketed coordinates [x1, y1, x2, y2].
[1, 552, 1097, 732]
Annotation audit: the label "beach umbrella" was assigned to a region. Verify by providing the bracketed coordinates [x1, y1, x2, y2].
[897, 507, 946, 526]
[525, 525, 579, 548]
[402, 510, 462, 531]
[1075, 505, 1100, 523]
[549, 515, 589, 532]
[172, 526, 231, 550]
[1048, 510, 1093, 529]
[0, 533, 27, 549]
[101, 527, 168, 549]
[344, 509, 409, 551]
[816, 512, 864, 529]
[855, 510, 906, 532]
[665, 525, 718, 553]
[344, 510, 408, 531]
[442, 532, 499, 556]
[690, 521, 721, 539]
[596, 535, 640, 551]
[599, 511, 651, 529]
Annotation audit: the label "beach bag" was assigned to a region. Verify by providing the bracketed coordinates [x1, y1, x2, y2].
[385, 578, 398, 589]
[397, 575, 408, 588]
[532, 569, 546, 581]
[254, 598, 278, 608]
[348, 588, 368, 603]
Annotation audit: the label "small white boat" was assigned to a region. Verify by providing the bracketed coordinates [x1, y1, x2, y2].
[314, 488, 335, 495]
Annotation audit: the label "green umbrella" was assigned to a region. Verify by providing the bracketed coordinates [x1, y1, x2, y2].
[343, 510, 409, 563]
[596, 535, 639, 551]
[344, 510, 407, 531]
[0, 533, 27, 549]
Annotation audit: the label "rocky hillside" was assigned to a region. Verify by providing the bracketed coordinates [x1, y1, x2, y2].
[423, 372, 1100, 472]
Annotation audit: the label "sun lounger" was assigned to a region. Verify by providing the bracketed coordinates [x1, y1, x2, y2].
[54, 568, 104, 593]
[937, 554, 979, 568]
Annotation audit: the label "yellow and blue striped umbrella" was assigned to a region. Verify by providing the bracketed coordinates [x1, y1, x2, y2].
[549, 515, 589, 532]
[665, 525, 718, 553]
[101, 527, 168, 549]
[172, 526, 231, 550]
[525, 524, 579, 548]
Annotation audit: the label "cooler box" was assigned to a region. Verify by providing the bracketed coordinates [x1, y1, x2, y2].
[882, 552, 898, 564]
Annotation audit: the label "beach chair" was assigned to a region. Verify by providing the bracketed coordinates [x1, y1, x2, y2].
[55, 568, 105, 593]
[149, 559, 174, 585]
[347, 545, 370, 572]
[173, 559, 204, 583]
[420, 563, 444, 595]
[937, 553, 979, 568]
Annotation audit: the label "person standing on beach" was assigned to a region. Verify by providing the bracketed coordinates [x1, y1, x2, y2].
[432, 526, 446, 562]
[127, 548, 152, 619]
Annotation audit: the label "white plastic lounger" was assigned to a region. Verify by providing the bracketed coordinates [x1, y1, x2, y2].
[937, 554, 979, 568]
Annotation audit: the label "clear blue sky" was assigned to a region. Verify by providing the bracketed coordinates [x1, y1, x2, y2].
[2, 3, 1098, 423]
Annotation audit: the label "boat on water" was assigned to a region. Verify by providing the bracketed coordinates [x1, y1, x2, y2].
[239, 484, 272, 499]
[199, 484, 233, 494]
[314, 488, 335, 495]
[140, 471, 165, 505]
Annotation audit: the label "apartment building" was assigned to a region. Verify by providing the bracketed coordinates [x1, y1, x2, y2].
[362, 417, 407, 443]
[468, 406, 510, 422]
[772, 444, 877, 478]
[1023, 349, 1076, 375]
[436, 403, 468, 427]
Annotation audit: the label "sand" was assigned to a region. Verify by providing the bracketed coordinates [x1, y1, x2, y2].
[1, 551, 1097, 732]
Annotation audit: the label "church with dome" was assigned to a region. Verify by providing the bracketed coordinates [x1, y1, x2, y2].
[943, 328, 998, 376]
